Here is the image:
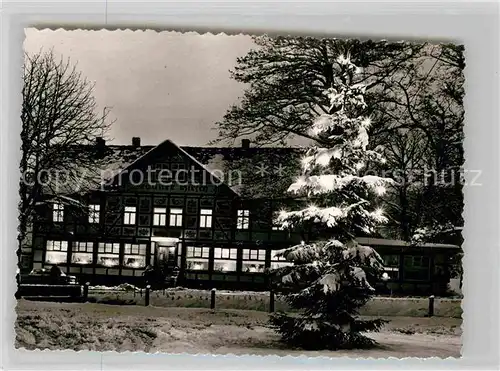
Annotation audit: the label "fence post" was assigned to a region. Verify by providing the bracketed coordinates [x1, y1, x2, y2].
[210, 288, 216, 310]
[145, 285, 151, 306]
[428, 295, 435, 317]
[82, 282, 90, 301]
[269, 289, 275, 313]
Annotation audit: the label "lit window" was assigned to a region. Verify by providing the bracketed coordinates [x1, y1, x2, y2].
[237, 209, 250, 229]
[124, 206, 136, 225]
[242, 249, 266, 273]
[53, 203, 64, 222]
[186, 245, 210, 270]
[213, 247, 238, 272]
[72, 241, 94, 264]
[46, 240, 68, 251]
[200, 209, 213, 228]
[170, 208, 183, 227]
[214, 247, 237, 259]
[97, 242, 120, 267]
[153, 207, 167, 226]
[242, 249, 266, 261]
[45, 240, 68, 264]
[186, 246, 210, 258]
[123, 243, 147, 268]
[89, 204, 100, 224]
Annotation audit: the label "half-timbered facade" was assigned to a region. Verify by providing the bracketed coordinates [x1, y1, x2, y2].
[24, 137, 461, 295]
[27, 139, 305, 290]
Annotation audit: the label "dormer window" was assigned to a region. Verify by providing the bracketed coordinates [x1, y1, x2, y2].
[169, 208, 183, 227]
[53, 203, 64, 222]
[237, 210, 250, 230]
[124, 206, 136, 225]
[153, 207, 168, 226]
[89, 204, 100, 224]
[199, 209, 213, 228]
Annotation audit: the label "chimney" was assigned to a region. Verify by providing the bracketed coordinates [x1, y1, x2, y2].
[95, 137, 106, 157]
[96, 137, 106, 148]
[132, 137, 141, 147]
[241, 139, 250, 149]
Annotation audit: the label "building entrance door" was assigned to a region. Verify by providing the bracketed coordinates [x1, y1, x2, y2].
[157, 246, 175, 270]
[151, 237, 179, 276]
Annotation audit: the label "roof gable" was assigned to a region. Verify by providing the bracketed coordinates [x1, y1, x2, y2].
[105, 139, 239, 197]
[43, 140, 303, 199]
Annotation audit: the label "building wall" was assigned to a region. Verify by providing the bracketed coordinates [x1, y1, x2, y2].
[29, 143, 303, 289]
[28, 142, 459, 294]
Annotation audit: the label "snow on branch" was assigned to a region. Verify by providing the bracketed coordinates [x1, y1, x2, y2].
[350, 266, 375, 291]
[316, 272, 342, 294]
[309, 113, 356, 137]
[288, 174, 394, 195]
[278, 261, 323, 285]
[342, 240, 384, 271]
[278, 204, 349, 228]
[274, 242, 322, 264]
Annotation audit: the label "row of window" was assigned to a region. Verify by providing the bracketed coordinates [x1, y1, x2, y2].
[381, 254, 431, 281]
[383, 254, 430, 268]
[185, 246, 267, 260]
[44, 240, 291, 273]
[45, 240, 147, 268]
[52, 204, 255, 230]
[185, 246, 290, 273]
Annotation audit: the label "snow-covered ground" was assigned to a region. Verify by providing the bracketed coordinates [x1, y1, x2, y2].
[15, 299, 461, 358]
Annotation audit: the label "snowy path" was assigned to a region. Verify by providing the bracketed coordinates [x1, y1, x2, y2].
[15, 300, 461, 358]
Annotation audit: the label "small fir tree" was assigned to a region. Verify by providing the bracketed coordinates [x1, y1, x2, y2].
[269, 54, 393, 350]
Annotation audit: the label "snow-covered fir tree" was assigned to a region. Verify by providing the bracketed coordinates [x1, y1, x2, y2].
[269, 54, 394, 350]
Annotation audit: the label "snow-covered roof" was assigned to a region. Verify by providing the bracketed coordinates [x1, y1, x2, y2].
[48, 139, 302, 198]
[356, 237, 460, 250]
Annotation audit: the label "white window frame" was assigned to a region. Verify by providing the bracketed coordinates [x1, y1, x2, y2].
[169, 208, 183, 227]
[124, 206, 136, 225]
[123, 243, 147, 268]
[186, 246, 210, 271]
[186, 246, 210, 259]
[45, 240, 68, 264]
[47, 240, 68, 252]
[72, 241, 94, 264]
[237, 209, 250, 230]
[242, 249, 266, 261]
[153, 207, 167, 226]
[214, 247, 238, 260]
[213, 247, 238, 272]
[97, 242, 121, 267]
[73, 241, 93, 253]
[89, 204, 100, 224]
[242, 248, 267, 273]
[199, 209, 213, 228]
[53, 203, 64, 222]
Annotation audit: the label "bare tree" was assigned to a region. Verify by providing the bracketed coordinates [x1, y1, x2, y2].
[381, 128, 429, 240]
[19, 50, 111, 258]
[378, 44, 465, 243]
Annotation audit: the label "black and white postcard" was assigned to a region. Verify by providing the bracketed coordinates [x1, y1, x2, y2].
[15, 29, 464, 358]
